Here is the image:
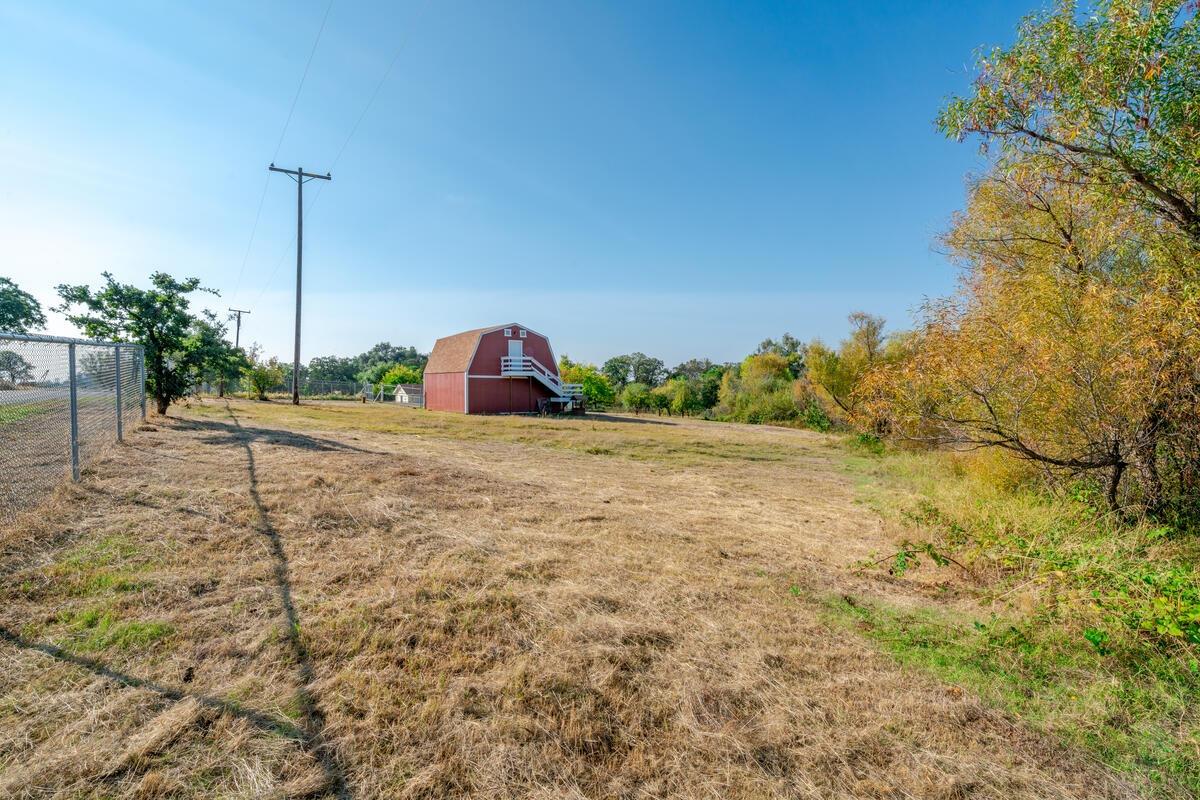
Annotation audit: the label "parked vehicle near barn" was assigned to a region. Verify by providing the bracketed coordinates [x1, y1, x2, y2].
[423, 323, 583, 414]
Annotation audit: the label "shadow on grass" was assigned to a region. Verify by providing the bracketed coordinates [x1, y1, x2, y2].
[80, 485, 225, 523]
[0, 625, 306, 741]
[583, 412, 675, 426]
[171, 414, 383, 455]
[0, 401, 354, 798]
[224, 404, 351, 798]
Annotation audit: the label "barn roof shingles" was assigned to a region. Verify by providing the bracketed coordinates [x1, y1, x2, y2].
[424, 324, 518, 373]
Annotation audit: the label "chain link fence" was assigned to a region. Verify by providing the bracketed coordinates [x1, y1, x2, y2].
[372, 383, 424, 407]
[202, 378, 368, 400]
[1, 332, 145, 520]
[199, 378, 424, 406]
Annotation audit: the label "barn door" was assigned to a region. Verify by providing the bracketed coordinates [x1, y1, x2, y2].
[508, 339, 523, 363]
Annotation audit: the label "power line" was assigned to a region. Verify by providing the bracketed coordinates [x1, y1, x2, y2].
[272, 0, 335, 163]
[331, 47, 404, 171]
[230, 0, 334, 307]
[251, 232, 297, 310]
[305, 38, 407, 219]
[229, 174, 271, 305]
[247, 6, 420, 311]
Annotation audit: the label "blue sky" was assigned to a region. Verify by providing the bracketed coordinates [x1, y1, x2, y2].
[0, 0, 1039, 365]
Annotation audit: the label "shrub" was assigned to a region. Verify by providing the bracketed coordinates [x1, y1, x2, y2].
[243, 355, 285, 401]
[729, 386, 797, 424]
[559, 357, 616, 408]
[800, 399, 832, 432]
[381, 364, 422, 386]
[648, 384, 672, 415]
[620, 382, 652, 413]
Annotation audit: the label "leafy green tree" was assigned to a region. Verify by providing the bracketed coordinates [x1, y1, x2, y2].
[604, 353, 667, 388]
[602, 355, 633, 390]
[559, 356, 616, 408]
[354, 342, 427, 384]
[55, 272, 215, 415]
[695, 366, 725, 411]
[629, 352, 666, 387]
[716, 354, 799, 424]
[0, 351, 34, 385]
[670, 358, 714, 381]
[307, 355, 359, 383]
[938, 0, 1200, 245]
[357, 361, 394, 385]
[620, 382, 652, 414]
[806, 311, 891, 417]
[0, 277, 46, 334]
[756, 333, 805, 376]
[243, 349, 285, 401]
[360, 342, 425, 368]
[660, 377, 703, 416]
[187, 312, 249, 397]
[649, 384, 672, 415]
[381, 363, 423, 386]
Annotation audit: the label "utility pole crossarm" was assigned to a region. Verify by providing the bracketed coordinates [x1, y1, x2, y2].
[268, 163, 332, 182]
[227, 308, 251, 348]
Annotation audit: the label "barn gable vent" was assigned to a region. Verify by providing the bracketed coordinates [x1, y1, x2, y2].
[503, 328, 513, 337]
[519, 329, 527, 338]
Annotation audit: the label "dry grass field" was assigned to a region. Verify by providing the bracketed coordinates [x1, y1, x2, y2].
[0, 399, 1148, 799]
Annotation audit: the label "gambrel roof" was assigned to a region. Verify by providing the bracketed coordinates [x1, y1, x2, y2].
[424, 324, 524, 374]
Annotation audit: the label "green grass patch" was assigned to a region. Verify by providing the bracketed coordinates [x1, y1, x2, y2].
[0, 399, 60, 424]
[48, 534, 150, 597]
[58, 606, 173, 651]
[824, 595, 1199, 796]
[838, 444, 1200, 795]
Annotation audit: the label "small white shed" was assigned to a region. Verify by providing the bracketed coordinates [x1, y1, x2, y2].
[394, 383, 422, 406]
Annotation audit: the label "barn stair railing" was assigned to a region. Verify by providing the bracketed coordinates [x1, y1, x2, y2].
[500, 355, 583, 400]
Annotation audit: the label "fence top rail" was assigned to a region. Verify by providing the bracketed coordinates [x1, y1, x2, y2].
[0, 330, 145, 349]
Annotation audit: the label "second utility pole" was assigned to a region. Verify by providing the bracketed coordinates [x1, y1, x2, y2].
[269, 163, 331, 404]
[228, 307, 251, 348]
[219, 308, 251, 398]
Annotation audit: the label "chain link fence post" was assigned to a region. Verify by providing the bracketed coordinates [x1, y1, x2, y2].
[67, 341, 80, 482]
[114, 343, 123, 442]
[1, 332, 148, 518]
[139, 350, 147, 419]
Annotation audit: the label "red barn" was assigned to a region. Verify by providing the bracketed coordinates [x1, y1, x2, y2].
[423, 323, 583, 414]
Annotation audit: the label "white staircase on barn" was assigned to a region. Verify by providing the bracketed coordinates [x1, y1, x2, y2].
[500, 355, 584, 410]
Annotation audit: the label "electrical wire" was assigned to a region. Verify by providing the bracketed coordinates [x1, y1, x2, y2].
[306, 31, 409, 219]
[272, 0, 335, 163]
[250, 19, 415, 307]
[230, 0, 334, 307]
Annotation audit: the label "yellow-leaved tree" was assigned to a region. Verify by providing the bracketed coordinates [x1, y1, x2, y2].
[862, 172, 1200, 511]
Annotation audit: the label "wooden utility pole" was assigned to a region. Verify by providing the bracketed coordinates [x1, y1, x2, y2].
[217, 309, 252, 398]
[268, 163, 331, 404]
[228, 307, 251, 349]
[218, 308, 251, 398]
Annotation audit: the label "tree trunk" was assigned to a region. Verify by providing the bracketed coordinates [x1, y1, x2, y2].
[1106, 460, 1127, 512]
[155, 395, 170, 415]
[1136, 410, 1165, 515]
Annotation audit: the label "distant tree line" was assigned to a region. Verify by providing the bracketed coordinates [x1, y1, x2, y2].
[304, 343, 427, 387]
